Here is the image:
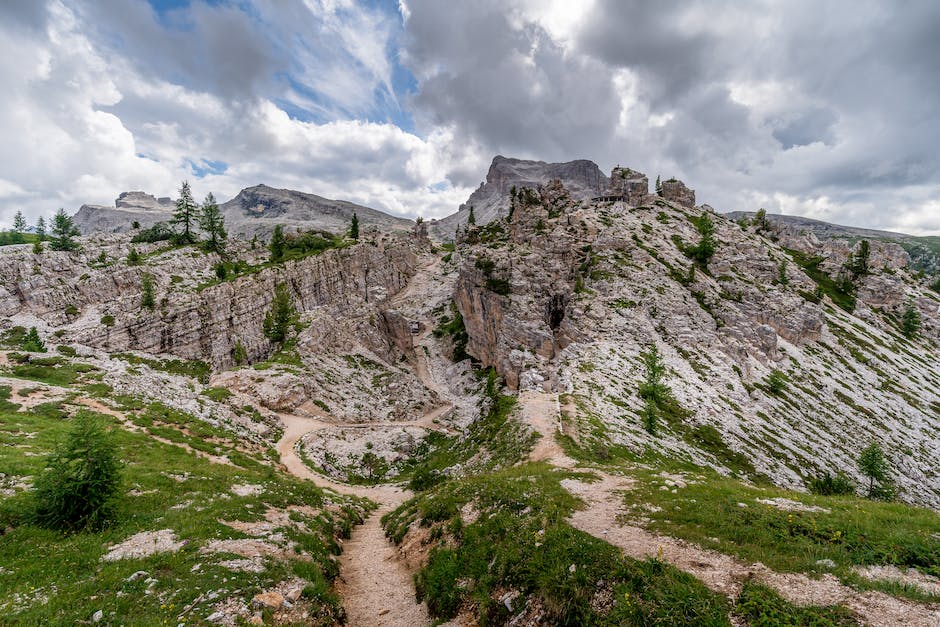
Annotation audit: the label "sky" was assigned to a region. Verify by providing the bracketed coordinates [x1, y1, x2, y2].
[1, 0, 938, 234]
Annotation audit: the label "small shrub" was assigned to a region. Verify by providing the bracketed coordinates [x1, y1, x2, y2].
[766, 369, 788, 395]
[21, 327, 47, 353]
[57, 345, 77, 357]
[30, 413, 122, 531]
[900, 300, 921, 338]
[808, 472, 856, 496]
[140, 273, 155, 309]
[100, 314, 115, 327]
[64, 304, 79, 317]
[126, 247, 141, 266]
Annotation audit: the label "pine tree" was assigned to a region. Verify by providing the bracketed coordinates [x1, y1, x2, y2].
[198, 193, 226, 255]
[849, 240, 870, 278]
[687, 212, 716, 265]
[12, 210, 27, 233]
[655, 175, 663, 196]
[22, 326, 46, 353]
[49, 209, 80, 251]
[35, 216, 46, 240]
[467, 205, 476, 225]
[900, 300, 921, 338]
[269, 224, 285, 262]
[262, 283, 297, 345]
[349, 212, 359, 240]
[127, 247, 141, 266]
[173, 181, 198, 244]
[858, 442, 889, 498]
[32, 240, 43, 254]
[140, 273, 155, 309]
[754, 208, 768, 233]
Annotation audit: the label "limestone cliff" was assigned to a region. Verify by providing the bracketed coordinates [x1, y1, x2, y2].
[452, 174, 940, 507]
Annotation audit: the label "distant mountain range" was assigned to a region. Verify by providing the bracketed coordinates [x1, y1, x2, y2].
[726, 211, 940, 275]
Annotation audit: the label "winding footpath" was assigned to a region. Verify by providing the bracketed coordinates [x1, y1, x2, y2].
[516, 391, 940, 627]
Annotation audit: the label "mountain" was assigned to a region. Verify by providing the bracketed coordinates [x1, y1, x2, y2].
[72, 191, 174, 234]
[727, 211, 940, 275]
[219, 184, 413, 238]
[428, 155, 610, 238]
[71, 185, 414, 238]
[3, 159, 939, 625]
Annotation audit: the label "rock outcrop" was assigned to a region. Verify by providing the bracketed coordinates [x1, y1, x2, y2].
[451, 168, 940, 507]
[429, 156, 609, 238]
[73, 192, 174, 234]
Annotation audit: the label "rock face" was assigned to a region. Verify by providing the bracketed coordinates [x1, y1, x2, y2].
[220, 184, 414, 238]
[660, 179, 696, 207]
[429, 155, 609, 238]
[451, 168, 940, 507]
[606, 167, 649, 205]
[73, 192, 174, 234]
[72, 185, 414, 238]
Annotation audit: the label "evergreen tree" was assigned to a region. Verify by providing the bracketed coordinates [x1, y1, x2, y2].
[655, 175, 663, 196]
[262, 282, 297, 345]
[35, 216, 46, 240]
[849, 240, 871, 278]
[687, 212, 716, 265]
[172, 181, 198, 244]
[198, 193, 226, 255]
[22, 326, 46, 353]
[349, 212, 359, 240]
[638, 344, 668, 404]
[269, 224, 285, 262]
[900, 300, 921, 338]
[32, 240, 43, 254]
[127, 247, 141, 266]
[754, 208, 768, 233]
[30, 413, 121, 531]
[12, 210, 27, 233]
[140, 273, 155, 309]
[49, 208, 80, 251]
[467, 205, 476, 225]
[858, 442, 889, 498]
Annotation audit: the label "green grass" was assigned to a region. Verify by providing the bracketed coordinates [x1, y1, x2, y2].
[3, 354, 98, 387]
[383, 463, 732, 625]
[735, 581, 859, 626]
[112, 353, 211, 384]
[0, 399, 366, 624]
[622, 467, 940, 594]
[785, 248, 856, 312]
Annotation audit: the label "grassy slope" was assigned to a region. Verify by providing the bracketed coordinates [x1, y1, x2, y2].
[0, 383, 366, 625]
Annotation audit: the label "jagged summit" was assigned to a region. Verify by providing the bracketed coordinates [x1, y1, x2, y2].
[72, 192, 175, 234]
[429, 155, 610, 238]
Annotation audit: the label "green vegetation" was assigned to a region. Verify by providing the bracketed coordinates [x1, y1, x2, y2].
[766, 369, 788, 395]
[21, 327, 46, 353]
[786, 248, 856, 312]
[130, 222, 174, 244]
[848, 240, 870, 278]
[4, 354, 98, 387]
[198, 192, 226, 255]
[433, 302, 470, 362]
[262, 283, 299, 345]
[384, 463, 730, 625]
[49, 208, 80, 251]
[735, 581, 858, 626]
[172, 180, 198, 244]
[140, 273, 155, 309]
[900, 300, 921, 338]
[0, 397, 362, 624]
[349, 212, 359, 240]
[111, 353, 211, 384]
[621, 467, 940, 589]
[808, 472, 856, 496]
[126, 247, 141, 265]
[30, 413, 122, 531]
[100, 314, 115, 327]
[685, 212, 717, 266]
[858, 442, 891, 499]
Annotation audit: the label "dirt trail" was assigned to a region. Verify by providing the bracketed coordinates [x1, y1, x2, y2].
[516, 393, 940, 627]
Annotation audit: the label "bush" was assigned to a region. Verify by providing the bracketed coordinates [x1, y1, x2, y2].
[100, 314, 115, 327]
[808, 472, 856, 496]
[131, 222, 174, 243]
[31, 413, 122, 531]
[766, 369, 788, 395]
[21, 327, 47, 353]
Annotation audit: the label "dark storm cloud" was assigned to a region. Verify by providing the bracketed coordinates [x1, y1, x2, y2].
[401, 0, 940, 232]
[402, 1, 620, 185]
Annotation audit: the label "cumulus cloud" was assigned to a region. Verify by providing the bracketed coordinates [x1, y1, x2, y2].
[0, 0, 937, 235]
